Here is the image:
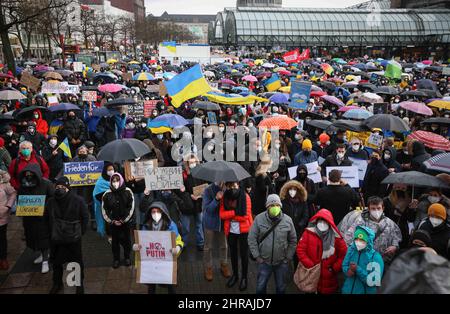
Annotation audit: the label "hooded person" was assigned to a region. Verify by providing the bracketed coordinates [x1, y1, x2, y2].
[20, 122, 46, 153]
[32, 109, 49, 136]
[412, 187, 450, 228]
[132, 201, 184, 294]
[0, 137, 11, 171]
[134, 118, 151, 141]
[381, 146, 402, 173]
[45, 176, 89, 294]
[101, 172, 135, 268]
[41, 135, 65, 181]
[18, 163, 54, 273]
[296, 209, 348, 294]
[293, 164, 317, 203]
[341, 226, 384, 294]
[122, 117, 136, 139]
[409, 140, 431, 172]
[93, 162, 117, 236]
[362, 150, 389, 201]
[418, 203, 450, 259]
[62, 110, 86, 156]
[0, 170, 16, 270]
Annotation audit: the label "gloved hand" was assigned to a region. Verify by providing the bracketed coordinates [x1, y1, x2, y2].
[170, 246, 181, 256]
[350, 263, 357, 272]
[132, 244, 142, 251]
[347, 269, 355, 277]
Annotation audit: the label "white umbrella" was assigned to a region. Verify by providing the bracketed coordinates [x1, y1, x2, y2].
[0, 89, 27, 100]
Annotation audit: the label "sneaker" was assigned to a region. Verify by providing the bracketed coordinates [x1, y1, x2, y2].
[220, 263, 231, 278]
[49, 283, 63, 294]
[204, 267, 213, 281]
[107, 238, 112, 245]
[41, 261, 49, 274]
[33, 254, 43, 264]
[112, 260, 120, 269]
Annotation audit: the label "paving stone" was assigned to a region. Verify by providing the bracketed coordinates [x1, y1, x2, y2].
[1, 272, 33, 289]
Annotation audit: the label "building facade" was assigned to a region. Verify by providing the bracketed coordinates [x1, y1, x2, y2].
[236, 0, 283, 7]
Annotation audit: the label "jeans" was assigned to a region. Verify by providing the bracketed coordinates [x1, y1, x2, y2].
[203, 229, 228, 268]
[256, 262, 289, 294]
[180, 212, 204, 247]
[0, 224, 7, 259]
[228, 233, 249, 279]
[111, 224, 131, 261]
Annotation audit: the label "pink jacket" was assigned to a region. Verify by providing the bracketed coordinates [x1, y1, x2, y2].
[0, 172, 17, 226]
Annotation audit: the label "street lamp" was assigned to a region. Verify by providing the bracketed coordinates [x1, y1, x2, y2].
[55, 47, 63, 67]
[119, 45, 125, 61]
[94, 46, 100, 63]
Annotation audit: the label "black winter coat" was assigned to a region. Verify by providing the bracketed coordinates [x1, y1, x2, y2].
[42, 143, 65, 181]
[315, 184, 360, 225]
[253, 173, 275, 216]
[362, 159, 389, 200]
[63, 118, 86, 142]
[102, 186, 134, 224]
[418, 219, 450, 259]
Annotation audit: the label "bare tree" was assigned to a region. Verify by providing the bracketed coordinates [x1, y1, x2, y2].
[75, 5, 95, 49]
[104, 15, 120, 51]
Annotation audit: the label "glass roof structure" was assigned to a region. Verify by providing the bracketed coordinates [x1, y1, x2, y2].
[211, 7, 450, 48]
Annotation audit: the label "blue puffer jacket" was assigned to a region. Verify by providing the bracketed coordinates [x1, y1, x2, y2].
[342, 226, 384, 294]
[202, 183, 222, 232]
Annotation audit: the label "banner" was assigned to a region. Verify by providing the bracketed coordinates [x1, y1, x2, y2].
[127, 101, 145, 120]
[124, 159, 157, 181]
[283, 49, 300, 64]
[63, 161, 104, 186]
[154, 71, 164, 79]
[326, 166, 359, 188]
[82, 90, 97, 102]
[298, 48, 310, 62]
[73, 62, 83, 73]
[47, 96, 59, 106]
[288, 161, 321, 183]
[348, 157, 368, 181]
[144, 100, 158, 118]
[42, 81, 68, 94]
[145, 167, 183, 191]
[65, 85, 80, 95]
[289, 80, 311, 110]
[20, 72, 41, 91]
[16, 195, 46, 216]
[134, 230, 177, 284]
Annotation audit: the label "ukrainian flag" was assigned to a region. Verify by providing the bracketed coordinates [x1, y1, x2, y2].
[58, 137, 72, 159]
[164, 64, 211, 108]
[263, 74, 281, 92]
[162, 41, 177, 54]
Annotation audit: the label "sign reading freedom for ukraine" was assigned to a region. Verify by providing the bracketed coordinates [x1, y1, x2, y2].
[289, 80, 311, 110]
[145, 167, 183, 191]
[63, 161, 104, 186]
[16, 195, 46, 217]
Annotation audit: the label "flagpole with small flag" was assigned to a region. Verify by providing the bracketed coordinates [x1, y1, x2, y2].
[58, 138, 72, 159]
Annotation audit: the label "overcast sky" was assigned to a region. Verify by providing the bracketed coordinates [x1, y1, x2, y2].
[145, 0, 365, 15]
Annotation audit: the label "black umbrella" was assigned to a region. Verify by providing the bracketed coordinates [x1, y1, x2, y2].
[416, 79, 437, 91]
[13, 106, 48, 120]
[306, 119, 332, 130]
[401, 90, 428, 98]
[80, 86, 98, 91]
[374, 86, 399, 96]
[318, 81, 336, 91]
[421, 117, 450, 126]
[329, 120, 369, 132]
[381, 171, 448, 198]
[105, 97, 137, 108]
[417, 89, 442, 98]
[357, 83, 377, 92]
[97, 139, 150, 163]
[363, 114, 410, 132]
[192, 101, 220, 111]
[191, 161, 251, 183]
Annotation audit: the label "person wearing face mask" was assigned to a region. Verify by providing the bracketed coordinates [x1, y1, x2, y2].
[253, 158, 276, 216]
[219, 181, 253, 291]
[362, 150, 389, 201]
[429, 123, 440, 134]
[41, 135, 65, 182]
[31, 110, 49, 136]
[396, 141, 412, 171]
[408, 140, 431, 172]
[45, 176, 89, 294]
[132, 201, 184, 294]
[62, 110, 86, 156]
[345, 138, 369, 160]
[411, 188, 450, 229]
[1, 126, 19, 159]
[101, 173, 135, 268]
[134, 118, 152, 141]
[288, 130, 305, 161]
[293, 139, 318, 167]
[418, 203, 450, 259]
[320, 144, 353, 179]
[17, 164, 54, 274]
[338, 197, 402, 264]
[0, 137, 11, 171]
[296, 209, 347, 294]
[312, 133, 333, 160]
[341, 226, 384, 294]
[20, 122, 46, 153]
[121, 117, 136, 139]
[381, 147, 402, 173]
[93, 163, 117, 237]
[0, 170, 16, 271]
[248, 194, 297, 294]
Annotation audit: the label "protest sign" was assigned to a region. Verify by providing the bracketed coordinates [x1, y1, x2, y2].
[154, 71, 164, 79]
[367, 133, 384, 149]
[288, 162, 322, 183]
[16, 195, 46, 216]
[66, 85, 80, 95]
[289, 80, 311, 110]
[63, 161, 104, 186]
[122, 72, 132, 82]
[20, 72, 41, 91]
[193, 183, 208, 198]
[73, 62, 83, 73]
[47, 96, 59, 106]
[318, 156, 326, 165]
[82, 90, 97, 102]
[145, 167, 183, 191]
[348, 157, 368, 181]
[134, 230, 177, 284]
[127, 101, 145, 120]
[144, 100, 158, 117]
[146, 85, 160, 93]
[124, 159, 157, 181]
[326, 166, 359, 188]
[42, 81, 69, 94]
[207, 112, 217, 125]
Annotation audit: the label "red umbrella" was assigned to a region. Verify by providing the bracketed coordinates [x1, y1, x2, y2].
[311, 90, 327, 97]
[0, 73, 15, 79]
[278, 70, 291, 76]
[407, 131, 450, 151]
[258, 115, 298, 130]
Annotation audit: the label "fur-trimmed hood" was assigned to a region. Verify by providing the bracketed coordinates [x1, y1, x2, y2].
[280, 180, 307, 202]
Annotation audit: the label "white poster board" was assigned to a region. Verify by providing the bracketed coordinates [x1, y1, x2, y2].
[73, 62, 83, 73]
[326, 166, 359, 188]
[144, 166, 183, 191]
[288, 161, 322, 183]
[367, 133, 383, 149]
[348, 157, 368, 181]
[134, 231, 177, 284]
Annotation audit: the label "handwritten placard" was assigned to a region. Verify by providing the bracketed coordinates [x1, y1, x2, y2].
[82, 90, 97, 102]
[145, 167, 183, 191]
[16, 195, 46, 216]
[124, 159, 157, 181]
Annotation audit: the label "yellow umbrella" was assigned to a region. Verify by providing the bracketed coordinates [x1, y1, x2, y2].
[128, 61, 140, 65]
[107, 59, 118, 64]
[428, 100, 450, 110]
[278, 86, 290, 93]
[273, 67, 287, 72]
[345, 75, 356, 81]
[150, 126, 172, 134]
[254, 59, 264, 66]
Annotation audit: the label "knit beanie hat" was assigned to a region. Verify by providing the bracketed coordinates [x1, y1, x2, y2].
[428, 203, 447, 221]
[319, 133, 330, 144]
[410, 229, 432, 248]
[354, 228, 369, 243]
[266, 194, 282, 208]
[302, 139, 312, 150]
[55, 176, 71, 189]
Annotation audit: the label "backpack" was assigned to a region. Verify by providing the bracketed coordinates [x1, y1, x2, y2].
[50, 201, 82, 244]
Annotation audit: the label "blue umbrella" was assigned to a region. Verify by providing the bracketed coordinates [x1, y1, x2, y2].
[233, 63, 244, 69]
[354, 63, 368, 71]
[152, 113, 188, 128]
[343, 109, 373, 120]
[380, 60, 389, 68]
[48, 103, 81, 112]
[92, 107, 118, 117]
[279, 62, 288, 67]
[269, 93, 289, 104]
[272, 58, 282, 64]
[232, 86, 249, 93]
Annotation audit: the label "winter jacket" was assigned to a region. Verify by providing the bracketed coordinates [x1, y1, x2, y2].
[383, 194, 416, 249]
[382, 147, 402, 173]
[8, 151, 50, 190]
[101, 173, 135, 224]
[411, 141, 431, 172]
[219, 191, 253, 236]
[296, 209, 348, 294]
[202, 183, 222, 232]
[143, 139, 165, 167]
[293, 150, 318, 167]
[293, 164, 317, 204]
[280, 180, 310, 239]
[32, 110, 49, 136]
[134, 126, 152, 142]
[0, 172, 16, 226]
[0, 145, 11, 171]
[414, 195, 450, 228]
[320, 153, 353, 177]
[315, 184, 360, 225]
[346, 147, 369, 160]
[63, 117, 86, 142]
[362, 159, 389, 200]
[342, 226, 384, 294]
[253, 173, 275, 216]
[180, 169, 203, 215]
[248, 211, 297, 266]
[41, 142, 65, 181]
[19, 132, 46, 154]
[418, 219, 450, 259]
[338, 209, 402, 259]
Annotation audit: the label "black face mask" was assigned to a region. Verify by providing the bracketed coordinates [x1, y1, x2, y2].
[55, 188, 68, 199]
[297, 173, 307, 180]
[225, 188, 240, 200]
[68, 115, 76, 120]
[78, 154, 87, 159]
[22, 175, 37, 188]
[371, 157, 380, 164]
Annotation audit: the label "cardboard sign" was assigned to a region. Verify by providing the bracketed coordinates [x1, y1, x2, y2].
[124, 159, 157, 181]
[20, 72, 41, 91]
[326, 166, 359, 188]
[73, 62, 83, 73]
[134, 230, 177, 284]
[145, 167, 183, 191]
[144, 100, 158, 118]
[122, 72, 132, 82]
[47, 95, 59, 106]
[367, 133, 384, 149]
[63, 161, 104, 186]
[16, 195, 46, 216]
[82, 90, 97, 102]
[348, 157, 368, 181]
[193, 183, 208, 198]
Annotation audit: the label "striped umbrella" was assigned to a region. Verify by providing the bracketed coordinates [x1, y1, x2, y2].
[258, 115, 297, 130]
[132, 72, 155, 81]
[408, 131, 450, 151]
[423, 153, 450, 174]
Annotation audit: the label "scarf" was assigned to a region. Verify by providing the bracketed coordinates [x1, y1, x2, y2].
[314, 225, 336, 260]
[224, 188, 247, 217]
[93, 176, 112, 237]
[152, 220, 163, 231]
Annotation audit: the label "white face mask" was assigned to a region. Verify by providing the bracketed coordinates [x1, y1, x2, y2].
[352, 144, 360, 151]
[152, 212, 162, 223]
[6, 131, 13, 136]
[295, 134, 301, 140]
[219, 127, 225, 132]
[112, 181, 120, 189]
[355, 239, 367, 251]
[370, 210, 383, 221]
[248, 123, 254, 128]
[429, 217, 443, 228]
[49, 139, 57, 147]
[189, 163, 196, 169]
[107, 170, 115, 177]
[317, 221, 329, 232]
[384, 153, 391, 160]
[141, 123, 147, 128]
[337, 152, 345, 159]
[289, 189, 297, 198]
[428, 196, 441, 203]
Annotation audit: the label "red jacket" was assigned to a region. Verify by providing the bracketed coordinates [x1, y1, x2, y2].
[296, 209, 347, 294]
[219, 193, 253, 236]
[32, 110, 49, 136]
[8, 152, 50, 190]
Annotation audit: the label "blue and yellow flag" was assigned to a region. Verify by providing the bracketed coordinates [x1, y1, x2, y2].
[263, 74, 282, 92]
[162, 41, 177, 54]
[164, 64, 211, 108]
[58, 138, 72, 159]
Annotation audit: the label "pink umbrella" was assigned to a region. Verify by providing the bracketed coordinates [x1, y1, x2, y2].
[242, 75, 257, 82]
[320, 95, 345, 107]
[338, 105, 360, 112]
[399, 101, 433, 116]
[220, 79, 237, 86]
[98, 84, 125, 93]
[422, 60, 432, 65]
